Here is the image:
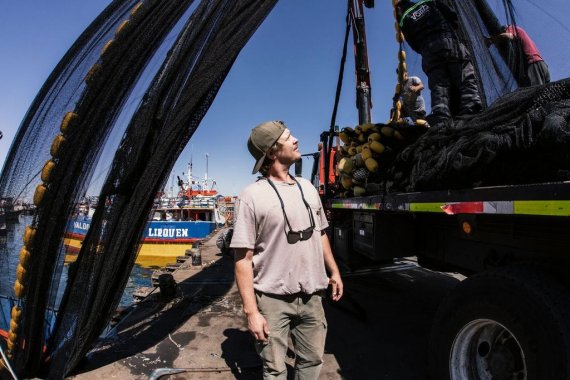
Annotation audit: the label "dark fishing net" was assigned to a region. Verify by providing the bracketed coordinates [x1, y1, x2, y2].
[0, 0, 277, 377]
[48, 0, 277, 377]
[384, 78, 570, 192]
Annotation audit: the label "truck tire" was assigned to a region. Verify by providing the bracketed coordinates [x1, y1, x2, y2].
[428, 266, 570, 380]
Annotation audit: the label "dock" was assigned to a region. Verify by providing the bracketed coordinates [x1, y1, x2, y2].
[70, 229, 463, 379]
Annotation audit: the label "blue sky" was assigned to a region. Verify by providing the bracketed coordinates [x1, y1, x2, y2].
[0, 0, 569, 196]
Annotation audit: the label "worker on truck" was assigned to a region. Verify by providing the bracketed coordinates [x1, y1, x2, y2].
[400, 74, 428, 122]
[486, 24, 550, 86]
[231, 120, 343, 379]
[395, 0, 482, 124]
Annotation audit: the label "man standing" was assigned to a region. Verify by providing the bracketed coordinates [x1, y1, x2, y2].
[231, 120, 343, 379]
[487, 25, 550, 86]
[395, 0, 482, 124]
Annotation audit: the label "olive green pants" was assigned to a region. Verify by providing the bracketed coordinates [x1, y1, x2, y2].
[255, 291, 327, 380]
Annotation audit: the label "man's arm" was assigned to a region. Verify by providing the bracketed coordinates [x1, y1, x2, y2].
[234, 248, 270, 341]
[321, 231, 343, 301]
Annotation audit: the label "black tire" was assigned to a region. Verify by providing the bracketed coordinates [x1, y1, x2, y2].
[429, 266, 570, 380]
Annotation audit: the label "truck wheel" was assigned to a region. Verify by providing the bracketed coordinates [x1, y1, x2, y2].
[429, 266, 570, 380]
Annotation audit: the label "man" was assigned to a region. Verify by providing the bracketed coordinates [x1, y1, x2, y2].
[231, 120, 343, 379]
[487, 25, 550, 86]
[395, 0, 482, 124]
[400, 75, 427, 122]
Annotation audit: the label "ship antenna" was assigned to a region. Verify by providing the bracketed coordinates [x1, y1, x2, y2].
[205, 153, 209, 181]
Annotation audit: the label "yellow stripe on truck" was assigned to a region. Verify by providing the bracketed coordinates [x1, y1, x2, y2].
[514, 201, 570, 216]
[409, 203, 444, 213]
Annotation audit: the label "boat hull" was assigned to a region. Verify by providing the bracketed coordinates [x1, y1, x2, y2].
[65, 218, 216, 267]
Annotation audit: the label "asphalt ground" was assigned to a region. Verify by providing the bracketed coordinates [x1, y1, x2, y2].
[70, 229, 463, 380]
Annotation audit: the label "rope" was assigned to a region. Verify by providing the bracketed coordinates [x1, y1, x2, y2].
[325, 0, 352, 198]
[390, 0, 427, 128]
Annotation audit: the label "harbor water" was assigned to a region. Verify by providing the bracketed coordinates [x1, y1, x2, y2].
[0, 215, 154, 332]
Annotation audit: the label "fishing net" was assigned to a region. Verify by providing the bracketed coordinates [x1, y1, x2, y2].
[333, 0, 569, 195]
[385, 78, 570, 192]
[381, 0, 570, 192]
[0, 0, 277, 377]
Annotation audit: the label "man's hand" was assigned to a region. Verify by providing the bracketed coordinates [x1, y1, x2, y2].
[247, 311, 270, 342]
[328, 274, 344, 301]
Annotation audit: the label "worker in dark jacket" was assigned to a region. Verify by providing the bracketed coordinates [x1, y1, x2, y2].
[395, 0, 482, 125]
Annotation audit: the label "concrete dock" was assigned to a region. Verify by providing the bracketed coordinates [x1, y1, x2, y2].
[71, 229, 463, 380]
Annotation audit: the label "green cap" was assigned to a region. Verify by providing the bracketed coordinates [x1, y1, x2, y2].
[248, 120, 286, 174]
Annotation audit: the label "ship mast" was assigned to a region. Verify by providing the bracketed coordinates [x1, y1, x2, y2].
[205, 153, 209, 182]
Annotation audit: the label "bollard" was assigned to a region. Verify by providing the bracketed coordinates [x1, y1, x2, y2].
[158, 273, 177, 300]
[191, 247, 202, 266]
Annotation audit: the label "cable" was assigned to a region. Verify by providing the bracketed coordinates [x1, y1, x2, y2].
[0, 344, 18, 380]
[522, 0, 570, 35]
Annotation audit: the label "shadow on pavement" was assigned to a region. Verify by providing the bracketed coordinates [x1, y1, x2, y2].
[323, 267, 461, 380]
[72, 255, 235, 375]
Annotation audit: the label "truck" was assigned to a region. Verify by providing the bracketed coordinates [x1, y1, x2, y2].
[307, 1, 570, 379]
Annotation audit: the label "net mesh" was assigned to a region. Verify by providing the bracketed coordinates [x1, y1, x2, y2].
[0, 0, 276, 377]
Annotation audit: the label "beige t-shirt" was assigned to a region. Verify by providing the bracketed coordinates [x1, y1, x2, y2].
[230, 176, 330, 295]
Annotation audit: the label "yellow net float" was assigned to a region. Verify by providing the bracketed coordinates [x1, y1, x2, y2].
[380, 126, 395, 137]
[368, 132, 381, 143]
[395, 100, 402, 111]
[340, 175, 353, 190]
[11, 307, 21, 320]
[390, 108, 401, 123]
[50, 134, 66, 158]
[365, 157, 379, 172]
[398, 62, 407, 75]
[361, 123, 376, 133]
[60, 112, 79, 135]
[394, 21, 400, 33]
[13, 280, 25, 298]
[416, 119, 429, 127]
[337, 157, 353, 174]
[369, 141, 386, 154]
[396, 31, 405, 43]
[361, 147, 372, 161]
[399, 50, 406, 61]
[85, 63, 102, 86]
[100, 39, 114, 57]
[130, 2, 143, 17]
[8, 331, 18, 346]
[23, 226, 36, 248]
[18, 247, 31, 267]
[353, 186, 366, 197]
[115, 19, 130, 38]
[41, 160, 56, 183]
[33, 184, 47, 207]
[347, 146, 357, 156]
[16, 264, 27, 283]
[10, 319, 19, 334]
[6, 339, 15, 351]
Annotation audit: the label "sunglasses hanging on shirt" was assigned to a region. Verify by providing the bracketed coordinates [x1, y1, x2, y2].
[266, 176, 315, 244]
